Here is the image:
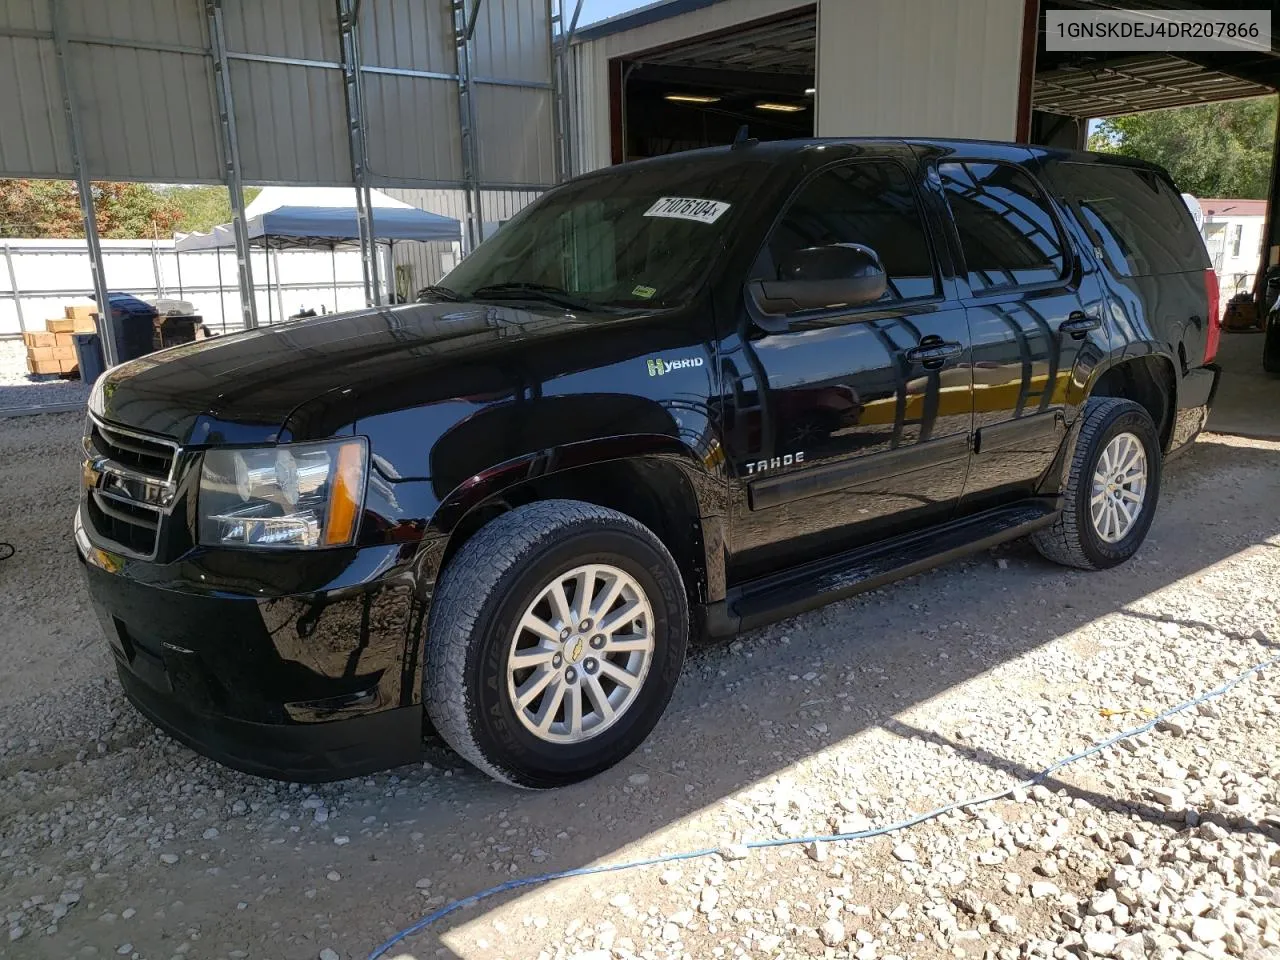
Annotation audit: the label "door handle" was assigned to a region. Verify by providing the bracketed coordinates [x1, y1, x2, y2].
[1060, 311, 1101, 339]
[906, 340, 963, 369]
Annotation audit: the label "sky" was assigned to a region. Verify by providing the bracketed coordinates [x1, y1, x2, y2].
[577, 0, 652, 26]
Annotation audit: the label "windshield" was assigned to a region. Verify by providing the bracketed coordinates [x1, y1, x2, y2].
[436, 159, 768, 310]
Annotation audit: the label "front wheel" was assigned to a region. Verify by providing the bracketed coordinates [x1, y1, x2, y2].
[424, 500, 688, 788]
[1033, 397, 1161, 570]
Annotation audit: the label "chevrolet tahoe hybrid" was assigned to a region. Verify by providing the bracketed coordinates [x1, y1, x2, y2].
[77, 138, 1220, 787]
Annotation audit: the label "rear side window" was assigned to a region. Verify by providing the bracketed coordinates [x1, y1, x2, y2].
[761, 159, 939, 301]
[1054, 163, 1210, 277]
[939, 161, 1066, 292]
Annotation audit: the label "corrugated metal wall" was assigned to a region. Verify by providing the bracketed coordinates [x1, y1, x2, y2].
[568, 0, 812, 175]
[0, 0, 557, 190]
[816, 0, 1025, 140]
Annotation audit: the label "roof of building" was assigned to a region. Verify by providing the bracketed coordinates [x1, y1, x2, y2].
[1200, 199, 1268, 218]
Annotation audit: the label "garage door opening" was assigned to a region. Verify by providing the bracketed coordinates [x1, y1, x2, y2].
[608, 6, 816, 163]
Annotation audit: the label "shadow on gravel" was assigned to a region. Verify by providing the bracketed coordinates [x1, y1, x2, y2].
[358, 435, 1280, 959]
[882, 718, 1280, 843]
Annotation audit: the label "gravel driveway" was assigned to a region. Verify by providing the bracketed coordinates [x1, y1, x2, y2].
[0, 413, 1277, 960]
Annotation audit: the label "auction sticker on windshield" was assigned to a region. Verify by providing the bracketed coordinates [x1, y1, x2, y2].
[644, 197, 731, 224]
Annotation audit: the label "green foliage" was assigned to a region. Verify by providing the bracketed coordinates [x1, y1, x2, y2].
[0, 180, 263, 238]
[1088, 96, 1277, 199]
[162, 185, 262, 233]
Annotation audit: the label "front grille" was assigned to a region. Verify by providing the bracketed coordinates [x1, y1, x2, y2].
[83, 416, 181, 559]
[88, 491, 160, 557]
[89, 419, 175, 482]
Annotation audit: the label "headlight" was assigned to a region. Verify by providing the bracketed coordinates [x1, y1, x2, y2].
[198, 439, 367, 549]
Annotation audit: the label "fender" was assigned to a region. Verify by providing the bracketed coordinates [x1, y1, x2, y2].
[418, 432, 729, 603]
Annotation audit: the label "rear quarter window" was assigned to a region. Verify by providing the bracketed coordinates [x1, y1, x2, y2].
[1054, 162, 1210, 277]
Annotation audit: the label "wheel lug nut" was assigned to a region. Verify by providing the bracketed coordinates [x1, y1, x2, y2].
[565, 668, 577, 683]
[552, 654, 562, 668]
[584, 658, 597, 673]
[590, 634, 605, 649]
[559, 628, 572, 640]
[579, 619, 591, 631]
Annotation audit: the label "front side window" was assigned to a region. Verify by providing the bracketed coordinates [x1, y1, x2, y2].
[939, 161, 1066, 292]
[437, 160, 769, 311]
[759, 159, 939, 302]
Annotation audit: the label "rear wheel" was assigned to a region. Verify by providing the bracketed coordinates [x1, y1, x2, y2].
[424, 500, 688, 788]
[1033, 398, 1161, 570]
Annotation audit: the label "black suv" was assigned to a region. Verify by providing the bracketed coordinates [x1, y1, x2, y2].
[77, 139, 1220, 787]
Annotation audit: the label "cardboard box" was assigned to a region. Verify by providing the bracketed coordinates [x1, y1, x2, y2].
[54, 332, 74, 348]
[26, 345, 76, 363]
[64, 304, 98, 331]
[22, 332, 56, 348]
[25, 355, 78, 376]
[46, 318, 75, 334]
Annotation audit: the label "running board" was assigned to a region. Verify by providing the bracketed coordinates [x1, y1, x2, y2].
[707, 500, 1060, 637]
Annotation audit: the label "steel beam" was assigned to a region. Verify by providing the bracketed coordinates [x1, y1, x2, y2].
[551, 0, 585, 182]
[2, 243, 25, 335]
[50, 0, 115, 363]
[453, 0, 485, 252]
[337, 0, 380, 306]
[206, 0, 258, 329]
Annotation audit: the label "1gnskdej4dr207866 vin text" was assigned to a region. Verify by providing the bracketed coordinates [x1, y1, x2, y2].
[77, 137, 1220, 787]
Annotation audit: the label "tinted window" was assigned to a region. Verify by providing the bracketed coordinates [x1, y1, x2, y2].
[761, 160, 939, 301]
[1054, 163, 1210, 277]
[439, 160, 769, 309]
[939, 161, 1066, 291]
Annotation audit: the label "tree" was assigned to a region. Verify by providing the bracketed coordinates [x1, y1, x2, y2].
[0, 179, 251, 238]
[161, 184, 262, 233]
[1088, 96, 1277, 199]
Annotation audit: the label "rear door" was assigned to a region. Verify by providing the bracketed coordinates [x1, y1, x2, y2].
[933, 157, 1095, 513]
[719, 154, 974, 583]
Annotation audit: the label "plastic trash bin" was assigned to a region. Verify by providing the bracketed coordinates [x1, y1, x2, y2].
[100, 292, 159, 364]
[73, 333, 106, 385]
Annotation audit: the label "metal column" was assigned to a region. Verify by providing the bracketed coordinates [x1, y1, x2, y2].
[551, 0, 584, 183]
[206, 0, 258, 330]
[452, 0, 485, 253]
[50, 0, 114, 363]
[338, 0, 380, 306]
[2, 243, 25, 335]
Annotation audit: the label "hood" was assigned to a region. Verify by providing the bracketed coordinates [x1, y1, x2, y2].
[93, 302, 591, 444]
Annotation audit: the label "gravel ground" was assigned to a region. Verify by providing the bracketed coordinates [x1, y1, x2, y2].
[0, 341, 92, 412]
[0, 415, 1277, 960]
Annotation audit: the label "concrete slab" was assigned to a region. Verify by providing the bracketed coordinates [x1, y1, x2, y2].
[1206, 331, 1280, 439]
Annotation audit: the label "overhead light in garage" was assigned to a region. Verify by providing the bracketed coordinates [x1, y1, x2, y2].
[755, 102, 806, 113]
[664, 93, 721, 104]
[805, 88, 816, 95]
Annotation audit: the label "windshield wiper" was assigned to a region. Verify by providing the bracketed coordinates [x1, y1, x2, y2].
[417, 284, 463, 302]
[468, 282, 595, 312]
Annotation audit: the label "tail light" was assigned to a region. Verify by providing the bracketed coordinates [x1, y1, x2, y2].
[1202, 269, 1221, 365]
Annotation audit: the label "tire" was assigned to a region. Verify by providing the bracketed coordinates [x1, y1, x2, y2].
[424, 500, 688, 788]
[1264, 312, 1280, 374]
[1032, 397, 1161, 571]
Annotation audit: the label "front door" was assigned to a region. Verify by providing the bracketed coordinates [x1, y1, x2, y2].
[720, 155, 974, 584]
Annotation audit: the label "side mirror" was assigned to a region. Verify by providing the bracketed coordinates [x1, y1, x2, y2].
[748, 243, 887, 315]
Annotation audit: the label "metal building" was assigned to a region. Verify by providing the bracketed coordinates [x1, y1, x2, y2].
[0, 0, 566, 359]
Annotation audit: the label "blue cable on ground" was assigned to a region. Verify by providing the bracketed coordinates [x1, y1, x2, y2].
[367, 651, 1278, 960]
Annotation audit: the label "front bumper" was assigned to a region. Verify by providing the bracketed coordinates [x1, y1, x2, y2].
[77, 509, 432, 781]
